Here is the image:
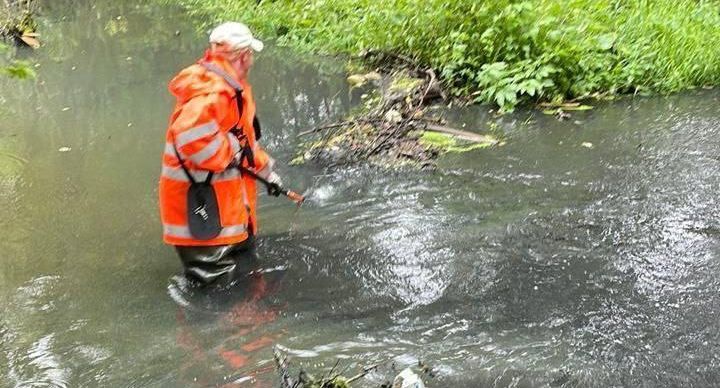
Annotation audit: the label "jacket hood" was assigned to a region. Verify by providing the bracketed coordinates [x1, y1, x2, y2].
[168, 51, 238, 103]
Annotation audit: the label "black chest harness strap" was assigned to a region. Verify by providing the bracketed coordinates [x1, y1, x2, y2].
[200, 62, 263, 168]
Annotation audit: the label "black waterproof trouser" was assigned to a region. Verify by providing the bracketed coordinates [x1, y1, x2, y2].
[175, 237, 256, 286]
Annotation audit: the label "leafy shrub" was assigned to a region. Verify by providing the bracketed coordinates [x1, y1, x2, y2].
[167, 0, 720, 111]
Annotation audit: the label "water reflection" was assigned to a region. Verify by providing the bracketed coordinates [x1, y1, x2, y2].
[368, 192, 451, 310]
[2, 276, 71, 388]
[169, 256, 287, 387]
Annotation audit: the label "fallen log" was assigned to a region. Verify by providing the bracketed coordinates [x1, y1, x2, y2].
[424, 123, 499, 145]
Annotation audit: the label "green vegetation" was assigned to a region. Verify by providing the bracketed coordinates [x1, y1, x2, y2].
[0, 43, 34, 79]
[166, 0, 720, 111]
[1, 0, 37, 79]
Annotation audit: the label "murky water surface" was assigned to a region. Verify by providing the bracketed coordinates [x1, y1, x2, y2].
[2, 2, 720, 387]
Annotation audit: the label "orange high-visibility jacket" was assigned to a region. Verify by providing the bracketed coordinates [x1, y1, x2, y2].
[159, 51, 273, 246]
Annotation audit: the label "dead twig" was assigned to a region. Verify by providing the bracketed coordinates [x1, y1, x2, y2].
[298, 118, 385, 137]
[345, 363, 382, 384]
[297, 122, 353, 137]
[361, 49, 419, 71]
[273, 346, 296, 388]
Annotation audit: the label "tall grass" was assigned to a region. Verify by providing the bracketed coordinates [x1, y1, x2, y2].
[170, 0, 720, 110]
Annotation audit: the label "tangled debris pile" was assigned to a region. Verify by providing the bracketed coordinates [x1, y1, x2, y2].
[1, 0, 39, 48]
[274, 346, 429, 388]
[274, 346, 379, 388]
[294, 53, 499, 168]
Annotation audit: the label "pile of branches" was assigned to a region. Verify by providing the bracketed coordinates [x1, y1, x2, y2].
[296, 50, 498, 168]
[273, 345, 434, 388]
[1, 0, 39, 47]
[296, 52, 497, 168]
[274, 346, 380, 388]
[297, 73, 439, 167]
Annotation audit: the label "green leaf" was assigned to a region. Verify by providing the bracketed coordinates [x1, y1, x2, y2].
[3, 62, 36, 79]
[495, 90, 505, 107]
[597, 33, 616, 51]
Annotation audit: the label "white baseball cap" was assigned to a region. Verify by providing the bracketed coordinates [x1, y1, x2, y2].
[209, 22, 264, 52]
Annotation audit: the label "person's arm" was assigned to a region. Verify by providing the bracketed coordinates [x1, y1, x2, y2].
[170, 92, 241, 173]
[249, 144, 276, 181]
[252, 145, 283, 196]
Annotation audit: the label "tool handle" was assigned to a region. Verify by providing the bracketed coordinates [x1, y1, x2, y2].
[237, 166, 305, 205]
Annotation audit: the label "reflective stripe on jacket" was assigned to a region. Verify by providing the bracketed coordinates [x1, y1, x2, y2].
[159, 50, 273, 246]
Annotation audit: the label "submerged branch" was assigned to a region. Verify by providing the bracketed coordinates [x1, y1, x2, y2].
[345, 363, 381, 384]
[273, 346, 381, 388]
[273, 346, 296, 388]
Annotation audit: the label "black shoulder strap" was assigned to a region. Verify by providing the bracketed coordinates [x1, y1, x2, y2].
[253, 115, 262, 140]
[199, 61, 258, 168]
[172, 142, 213, 184]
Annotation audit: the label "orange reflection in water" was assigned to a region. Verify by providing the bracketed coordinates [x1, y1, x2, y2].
[174, 270, 286, 387]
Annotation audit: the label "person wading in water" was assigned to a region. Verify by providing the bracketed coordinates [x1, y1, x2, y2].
[159, 22, 283, 285]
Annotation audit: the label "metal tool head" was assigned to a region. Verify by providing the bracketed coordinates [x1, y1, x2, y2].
[286, 190, 305, 206]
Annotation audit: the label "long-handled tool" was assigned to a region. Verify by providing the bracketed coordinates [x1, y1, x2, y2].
[237, 166, 305, 206]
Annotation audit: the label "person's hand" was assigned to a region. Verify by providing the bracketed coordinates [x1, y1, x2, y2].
[266, 172, 283, 197]
[229, 150, 243, 168]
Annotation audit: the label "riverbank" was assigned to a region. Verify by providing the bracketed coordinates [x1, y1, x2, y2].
[1, 0, 39, 79]
[164, 0, 720, 111]
[1, 0, 38, 44]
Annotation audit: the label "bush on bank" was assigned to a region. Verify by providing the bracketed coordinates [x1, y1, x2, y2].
[170, 0, 720, 111]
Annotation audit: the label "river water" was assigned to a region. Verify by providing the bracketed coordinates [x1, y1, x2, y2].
[2, 1, 720, 387]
